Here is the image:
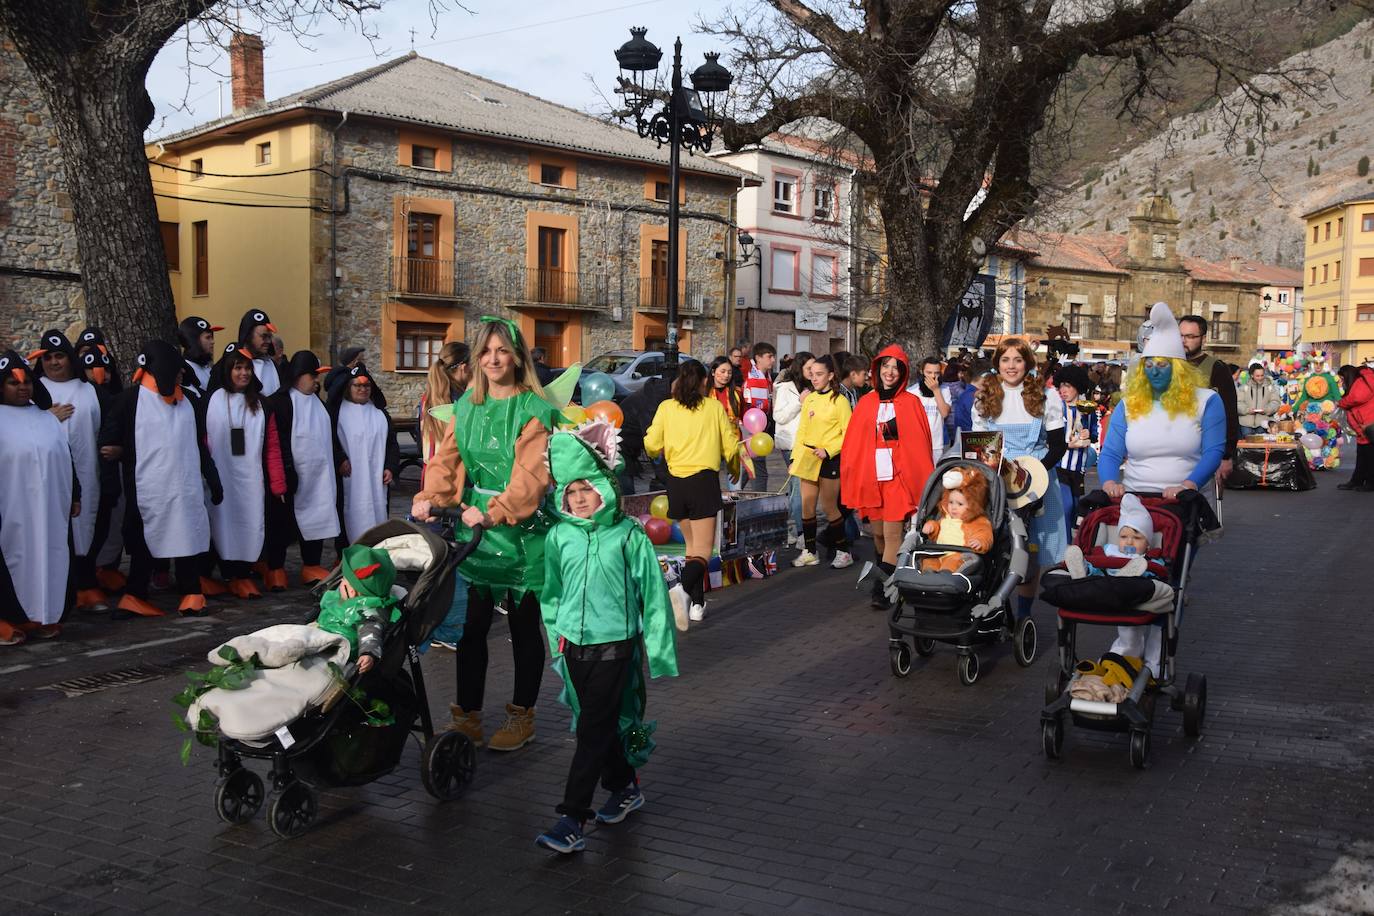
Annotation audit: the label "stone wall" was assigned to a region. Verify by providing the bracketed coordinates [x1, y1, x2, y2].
[327, 120, 737, 408]
[0, 36, 83, 350]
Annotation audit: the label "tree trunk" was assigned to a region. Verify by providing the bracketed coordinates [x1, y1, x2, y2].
[871, 184, 969, 361]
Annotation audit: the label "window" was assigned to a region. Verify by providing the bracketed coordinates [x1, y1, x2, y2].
[811, 254, 837, 295]
[1067, 301, 1086, 335]
[1338, 217, 1344, 236]
[193, 221, 208, 296]
[1325, 221, 1331, 241]
[412, 145, 437, 169]
[190, 158, 204, 180]
[773, 174, 797, 214]
[539, 163, 564, 186]
[1311, 266, 1318, 284]
[1322, 263, 1329, 282]
[771, 247, 799, 291]
[395, 321, 446, 371]
[159, 222, 179, 271]
[1276, 321, 1289, 337]
[1335, 260, 1341, 281]
[1360, 257, 1374, 277]
[406, 213, 441, 293]
[255, 142, 271, 166]
[1313, 225, 1320, 243]
[813, 185, 834, 221]
[1357, 304, 1374, 322]
[653, 181, 671, 203]
[1278, 290, 1290, 305]
[1363, 214, 1374, 232]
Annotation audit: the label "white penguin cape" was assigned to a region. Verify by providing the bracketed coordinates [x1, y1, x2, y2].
[337, 400, 389, 541]
[0, 404, 73, 624]
[41, 377, 101, 556]
[289, 388, 340, 541]
[134, 386, 210, 558]
[206, 389, 267, 562]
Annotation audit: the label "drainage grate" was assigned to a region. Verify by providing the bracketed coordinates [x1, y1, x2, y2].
[45, 663, 172, 697]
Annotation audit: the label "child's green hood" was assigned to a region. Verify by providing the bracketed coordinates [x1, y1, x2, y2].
[548, 422, 622, 529]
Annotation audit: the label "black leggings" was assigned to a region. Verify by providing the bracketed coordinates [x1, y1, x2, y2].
[454, 588, 546, 711]
[558, 651, 636, 820]
[1353, 442, 1374, 486]
[124, 513, 200, 599]
[265, 497, 324, 568]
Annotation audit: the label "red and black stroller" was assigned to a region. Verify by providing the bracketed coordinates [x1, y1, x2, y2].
[1038, 490, 1215, 768]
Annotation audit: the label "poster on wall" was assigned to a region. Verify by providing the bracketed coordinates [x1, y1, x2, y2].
[795, 303, 830, 332]
[941, 274, 996, 350]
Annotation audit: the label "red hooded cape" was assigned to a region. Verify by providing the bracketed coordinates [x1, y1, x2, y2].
[839, 345, 935, 516]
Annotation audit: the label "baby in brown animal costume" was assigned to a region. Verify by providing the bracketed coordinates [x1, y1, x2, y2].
[920, 468, 994, 573]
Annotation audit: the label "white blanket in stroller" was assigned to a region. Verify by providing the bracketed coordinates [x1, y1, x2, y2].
[187, 624, 351, 743]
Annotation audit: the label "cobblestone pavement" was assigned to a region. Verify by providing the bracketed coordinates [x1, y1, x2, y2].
[1, 461, 1372, 916]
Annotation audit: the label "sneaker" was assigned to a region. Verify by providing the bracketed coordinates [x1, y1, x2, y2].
[595, 784, 645, 824]
[688, 602, 705, 622]
[794, 534, 807, 549]
[1118, 556, 1149, 577]
[792, 550, 819, 568]
[668, 584, 690, 632]
[535, 816, 586, 854]
[831, 551, 854, 570]
[430, 639, 458, 652]
[1064, 545, 1087, 580]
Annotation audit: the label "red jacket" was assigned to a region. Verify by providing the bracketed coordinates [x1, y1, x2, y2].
[1338, 367, 1374, 445]
[839, 345, 935, 512]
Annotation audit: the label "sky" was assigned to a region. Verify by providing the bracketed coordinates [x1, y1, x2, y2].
[144, 0, 737, 138]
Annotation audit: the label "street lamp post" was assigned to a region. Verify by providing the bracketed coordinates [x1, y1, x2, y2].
[614, 28, 731, 370]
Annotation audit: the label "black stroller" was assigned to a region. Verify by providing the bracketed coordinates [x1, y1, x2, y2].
[210, 515, 481, 837]
[1038, 491, 1210, 769]
[884, 458, 1036, 686]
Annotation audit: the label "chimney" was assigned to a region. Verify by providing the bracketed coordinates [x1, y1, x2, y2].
[229, 33, 265, 112]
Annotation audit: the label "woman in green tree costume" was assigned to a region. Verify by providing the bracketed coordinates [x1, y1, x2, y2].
[412, 317, 568, 752]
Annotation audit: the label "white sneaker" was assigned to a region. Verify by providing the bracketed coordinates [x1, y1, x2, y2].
[1117, 556, 1149, 578]
[688, 603, 705, 622]
[831, 551, 854, 570]
[791, 534, 805, 549]
[668, 584, 690, 632]
[792, 550, 819, 567]
[1064, 545, 1087, 580]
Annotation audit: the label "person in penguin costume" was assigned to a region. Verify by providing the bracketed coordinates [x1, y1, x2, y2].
[177, 316, 223, 396]
[107, 339, 222, 618]
[205, 343, 287, 598]
[0, 350, 77, 644]
[76, 328, 128, 593]
[327, 364, 398, 545]
[28, 330, 107, 613]
[237, 309, 281, 396]
[265, 351, 340, 587]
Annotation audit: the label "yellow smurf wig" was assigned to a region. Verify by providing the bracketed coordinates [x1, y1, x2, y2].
[1123, 358, 1203, 421]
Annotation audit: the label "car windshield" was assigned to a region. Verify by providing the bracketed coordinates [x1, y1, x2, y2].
[585, 354, 637, 374]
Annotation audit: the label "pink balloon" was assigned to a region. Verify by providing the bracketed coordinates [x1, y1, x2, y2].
[742, 408, 768, 435]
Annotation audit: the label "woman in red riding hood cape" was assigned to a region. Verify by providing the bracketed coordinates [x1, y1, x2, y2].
[839, 345, 935, 609]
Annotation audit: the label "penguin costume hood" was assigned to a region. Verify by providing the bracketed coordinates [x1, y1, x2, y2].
[76, 336, 121, 391]
[208, 342, 264, 397]
[178, 316, 224, 366]
[0, 350, 52, 408]
[132, 339, 189, 402]
[27, 330, 84, 384]
[237, 309, 276, 349]
[327, 363, 387, 412]
[280, 350, 331, 392]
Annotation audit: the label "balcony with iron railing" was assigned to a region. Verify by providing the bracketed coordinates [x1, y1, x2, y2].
[1207, 320, 1241, 348]
[506, 268, 609, 310]
[635, 276, 706, 315]
[1066, 313, 1113, 340]
[388, 257, 476, 300]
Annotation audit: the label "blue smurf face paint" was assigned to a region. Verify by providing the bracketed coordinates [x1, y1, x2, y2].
[1141, 357, 1172, 394]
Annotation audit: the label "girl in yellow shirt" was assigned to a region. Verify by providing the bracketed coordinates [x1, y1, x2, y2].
[645, 360, 740, 621]
[789, 355, 852, 567]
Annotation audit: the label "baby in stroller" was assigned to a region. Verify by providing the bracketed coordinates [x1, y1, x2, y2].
[918, 468, 994, 573]
[1061, 494, 1159, 581]
[316, 544, 403, 674]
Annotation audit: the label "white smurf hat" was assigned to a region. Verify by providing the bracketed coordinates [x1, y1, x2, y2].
[1140, 301, 1186, 359]
[1118, 493, 1154, 542]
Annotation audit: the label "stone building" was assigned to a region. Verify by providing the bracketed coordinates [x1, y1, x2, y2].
[148, 43, 756, 407]
[1010, 197, 1268, 360]
[0, 36, 83, 350]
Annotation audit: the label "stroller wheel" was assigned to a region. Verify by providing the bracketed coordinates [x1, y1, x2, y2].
[888, 642, 913, 678]
[267, 782, 317, 838]
[913, 637, 936, 658]
[958, 653, 980, 686]
[214, 768, 264, 825]
[1041, 716, 1064, 760]
[422, 730, 477, 800]
[1044, 668, 1068, 706]
[1013, 616, 1037, 667]
[1128, 729, 1151, 770]
[1183, 673, 1207, 738]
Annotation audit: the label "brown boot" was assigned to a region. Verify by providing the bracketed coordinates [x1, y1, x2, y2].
[446, 705, 485, 747]
[487, 704, 535, 752]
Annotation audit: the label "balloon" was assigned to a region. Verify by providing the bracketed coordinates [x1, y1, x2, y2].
[585, 399, 624, 428]
[669, 522, 684, 544]
[580, 372, 616, 404]
[645, 517, 672, 545]
[1300, 433, 1322, 450]
[748, 432, 775, 457]
[561, 405, 587, 427]
[650, 494, 671, 520]
[742, 408, 768, 435]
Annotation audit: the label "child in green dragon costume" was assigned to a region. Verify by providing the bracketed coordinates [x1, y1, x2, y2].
[534, 419, 680, 855]
[316, 544, 402, 673]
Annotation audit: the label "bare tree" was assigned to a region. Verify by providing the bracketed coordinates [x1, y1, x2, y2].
[711, 0, 1347, 356]
[0, 1, 442, 367]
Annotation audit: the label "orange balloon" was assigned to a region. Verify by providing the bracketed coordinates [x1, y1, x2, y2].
[585, 399, 624, 428]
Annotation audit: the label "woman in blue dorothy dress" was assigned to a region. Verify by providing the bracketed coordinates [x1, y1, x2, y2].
[972, 338, 1069, 620]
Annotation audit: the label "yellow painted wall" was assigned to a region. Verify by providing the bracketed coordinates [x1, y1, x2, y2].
[148, 121, 317, 353]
